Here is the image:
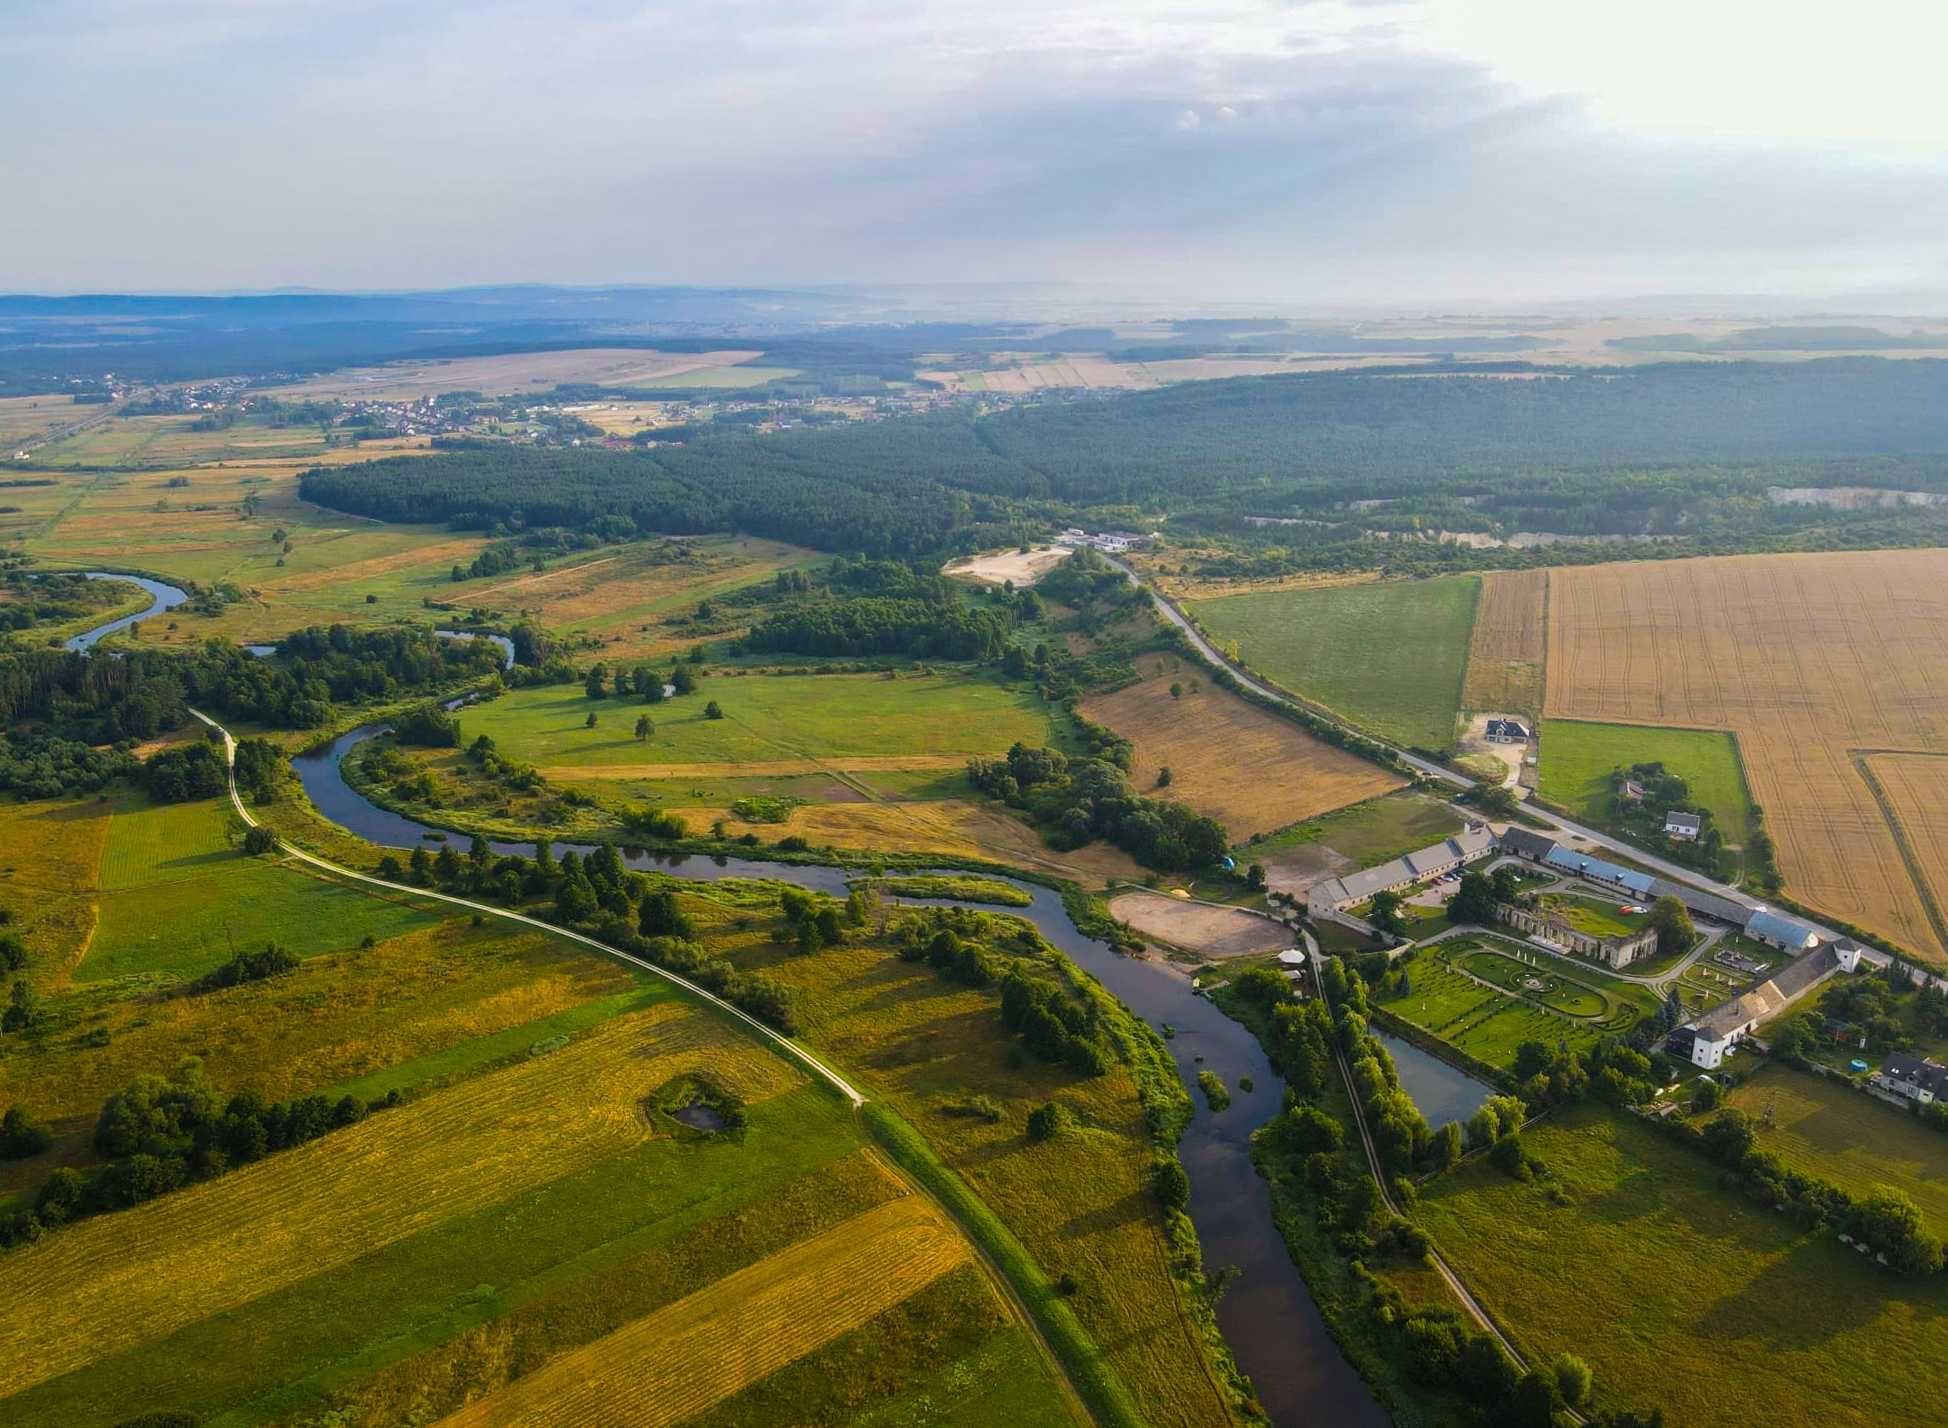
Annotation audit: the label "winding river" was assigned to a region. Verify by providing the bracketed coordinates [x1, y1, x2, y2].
[59, 578, 1464, 1425]
[291, 718, 1389, 1426]
[61, 572, 190, 651]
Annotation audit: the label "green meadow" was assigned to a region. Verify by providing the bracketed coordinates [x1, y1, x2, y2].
[85, 796, 437, 983]
[1416, 1104, 1948, 1428]
[1539, 717, 1754, 846]
[455, 667, 1059, 773]
[1188, 575, 1479, 749]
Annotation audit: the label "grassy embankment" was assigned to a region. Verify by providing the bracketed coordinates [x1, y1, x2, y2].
[1187, 574, 1480, 751]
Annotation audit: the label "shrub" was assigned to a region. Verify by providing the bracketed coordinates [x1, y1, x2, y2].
[0, 1104, 52, 1159]
[1152, 1158, 1190, 1211]
[1026, 1103, 1064, 1141]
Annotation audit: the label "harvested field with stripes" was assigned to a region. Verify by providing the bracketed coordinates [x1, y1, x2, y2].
[439, 1194, 973, 1427]
[0, 1005, 803, 1399]
[1546, 550, 1948, 960]
[1080, 664, 1401, 840]
[1461, 568, 1547, 715]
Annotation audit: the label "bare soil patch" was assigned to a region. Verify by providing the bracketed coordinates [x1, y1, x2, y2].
[940, 545, 1073, 588]
[1108, 890, 1293, 957]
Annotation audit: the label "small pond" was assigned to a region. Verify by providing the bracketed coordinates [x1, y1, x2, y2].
[1369, 1028, 1495, 1129]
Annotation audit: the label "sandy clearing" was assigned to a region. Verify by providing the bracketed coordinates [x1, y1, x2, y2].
[1108, 890, 1294, 958]
[261, 348, 766, 401]
[942, 545, 1074, 588]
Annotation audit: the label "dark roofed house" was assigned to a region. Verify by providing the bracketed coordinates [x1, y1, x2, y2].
[1664, 811, 1703, 841]
[1498, 827, 1558, 863]
[1875, 1052, 1948, 1105]
[1485, 718, 1532, 744]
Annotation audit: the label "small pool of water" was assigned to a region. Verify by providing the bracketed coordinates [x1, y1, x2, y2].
[672, 1103, 728, 1131]
[1370, 1028, 1496, 1129]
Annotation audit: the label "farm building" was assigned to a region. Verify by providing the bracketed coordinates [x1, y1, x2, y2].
[1668, 943, 1841, 1068]
[1541, 847, 1656, 899]
[1873, 1052, 1948, 1104]
[1664, 811, 1702, 841]
[1742, 908, 1822, 952]
[1496, 827, 1559, 862]
[1306, 827, 1497, 914]
[1485, 717, 1531, 743]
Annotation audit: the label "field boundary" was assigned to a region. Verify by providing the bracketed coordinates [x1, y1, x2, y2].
[1852, 752, 1948, 955]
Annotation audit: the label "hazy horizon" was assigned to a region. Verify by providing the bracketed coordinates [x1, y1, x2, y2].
[6, 1, 1946, 305]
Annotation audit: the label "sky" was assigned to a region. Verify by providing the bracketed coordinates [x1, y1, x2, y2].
[5, 0, 1946, 304]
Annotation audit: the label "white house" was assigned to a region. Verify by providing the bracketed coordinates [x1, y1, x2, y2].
[1664, 811, 1703, 841]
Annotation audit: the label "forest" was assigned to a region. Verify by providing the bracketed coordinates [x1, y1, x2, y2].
[300, 359, 1948, 569]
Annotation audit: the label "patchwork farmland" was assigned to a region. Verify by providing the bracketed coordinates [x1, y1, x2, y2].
[1546, 550, 1948, 961]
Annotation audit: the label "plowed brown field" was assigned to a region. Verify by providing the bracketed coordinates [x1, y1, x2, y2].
[437, 1194, 971, 1426]
[1462, 568, 1547, 714]
[1545, 551, 1948, 960]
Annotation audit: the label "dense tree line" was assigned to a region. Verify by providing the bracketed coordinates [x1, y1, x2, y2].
[967, 742, 1228, 871]
[0, 733, 135, 796]
[301, 360, 1948, 573]
[0, 627, 503, 742]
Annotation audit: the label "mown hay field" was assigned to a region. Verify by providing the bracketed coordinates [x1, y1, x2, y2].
[1546, 551, 1948, 960]
[1187, 574, 1480, 750]
[1107, 890, 1292, 958]
[1417, 1103, 1948, 1428]
[0, 1003, 806, 1404]
[459, 534, 817, 662]
[439, 1194, 974, 1427]
[1080, 664, 1401, 841]
[1460, 567, 1547, 714]
[735, 931, 1238, 1427]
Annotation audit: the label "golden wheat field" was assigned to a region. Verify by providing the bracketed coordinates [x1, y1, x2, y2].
[0, 1005, 804, 1396]
[1080, 665, 1401, 840]
[439, 1193, 972, 1427]
[1545, 551, 1948, 959]
[1461, 568, 1548, 714]
[1861, 754, 1948, 946]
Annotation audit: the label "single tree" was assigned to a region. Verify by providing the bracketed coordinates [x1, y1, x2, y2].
[1649, 895, 1695, 954]
[635, 714, 653, 742]
[704, 700, 724, 720]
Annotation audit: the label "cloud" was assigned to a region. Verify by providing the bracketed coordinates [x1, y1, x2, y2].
[3, 0, 1943, 300]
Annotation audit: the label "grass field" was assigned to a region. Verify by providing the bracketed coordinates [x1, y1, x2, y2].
[1416, 1103, 1948, 1428]
[1377, 937, 1652, 1067]
[0, 796, 113, 988]
[1080, 662, 1401, 840]
[84, 796, 437, 983]
[462, 668, 1056, 776]
[1188, 574, 1479, 749]
[1538, 717, 1754, 847]
[459, 534, 817, 662]
[1460, 568, 1547, 715]
[258, 346, 770, 400]
[1547, 551, 1948, 961]
[1727, 1061, 1948, 1229]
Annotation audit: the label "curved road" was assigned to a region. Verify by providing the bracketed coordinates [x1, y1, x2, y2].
[1106, 555, 1848, 944]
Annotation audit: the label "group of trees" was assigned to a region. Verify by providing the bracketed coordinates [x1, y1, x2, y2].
[1606, 762, 1727, 873]
[0, 627, 504, 751]
[189, 942, 300, 994]
[0, 1060, 395, 1250]
[375, 837, 800, 1034]
[967, 742, 1228, 872]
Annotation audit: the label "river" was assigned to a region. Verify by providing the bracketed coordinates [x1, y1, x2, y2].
[61, 572, 190, 651]
[291, 717, 1387, 1426]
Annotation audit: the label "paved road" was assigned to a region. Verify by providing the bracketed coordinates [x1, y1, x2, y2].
[1105, 556, 1849, 946]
